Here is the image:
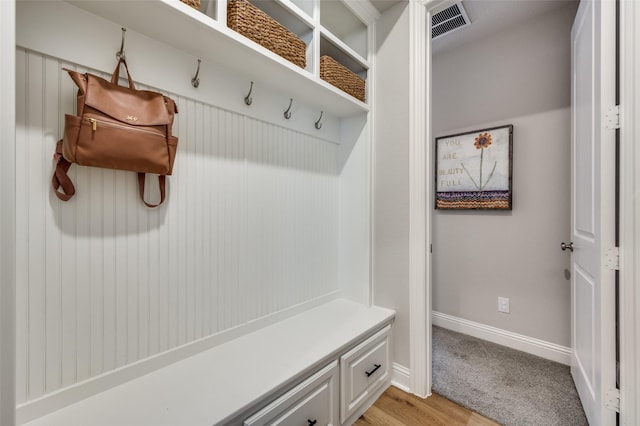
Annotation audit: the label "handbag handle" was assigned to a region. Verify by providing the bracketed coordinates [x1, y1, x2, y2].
[138, 173, 166, 208]
[110, 57, 135, 89]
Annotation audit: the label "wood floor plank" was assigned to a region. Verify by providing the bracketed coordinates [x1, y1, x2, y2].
[399, 389, 472, 424]
[354, 405, 406, 426]
[374, 393, 464, 425]
[467, 412, 501, 426]
[356, 386, 501, 426]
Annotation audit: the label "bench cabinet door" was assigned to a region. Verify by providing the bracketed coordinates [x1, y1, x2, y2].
[340, 325, 391, 423]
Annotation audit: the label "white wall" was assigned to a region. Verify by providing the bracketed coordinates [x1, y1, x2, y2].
[373, 1, 411, 368]
[13, 1, 376, 419]
[0, 1, 16, 424]
[432, 3, 578, 347]
[339, 114, 371, 305]
[15, 46, 340, 407]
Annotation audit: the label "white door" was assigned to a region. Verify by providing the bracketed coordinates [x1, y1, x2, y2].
[570, 0, 617, 424]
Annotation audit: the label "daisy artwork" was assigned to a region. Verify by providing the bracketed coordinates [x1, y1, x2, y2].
[435, 124, 513, 210]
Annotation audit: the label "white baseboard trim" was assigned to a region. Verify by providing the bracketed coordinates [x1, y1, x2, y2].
[391, 363, 411, 393]
[432, 311, 572, 365]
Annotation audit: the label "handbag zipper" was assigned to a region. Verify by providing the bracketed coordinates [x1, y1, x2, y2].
[86, 117, 164, 138]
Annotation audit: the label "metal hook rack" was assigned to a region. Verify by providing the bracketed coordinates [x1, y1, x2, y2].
[191, 59, 202, 88]
[244, 81, 254, 106]
[284, 98, 293, 119]
[314, 111, 323, 129]
[116, 27, 127, 60]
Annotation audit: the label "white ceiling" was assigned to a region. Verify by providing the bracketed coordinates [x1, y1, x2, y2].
[368, 0, 577, 54]
[432, 0, 578, 55]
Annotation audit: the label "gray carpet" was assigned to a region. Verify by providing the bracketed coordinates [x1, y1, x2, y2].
[432, 326, 588, 426]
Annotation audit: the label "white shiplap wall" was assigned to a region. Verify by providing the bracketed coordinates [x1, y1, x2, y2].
[14, 47, 340, 404]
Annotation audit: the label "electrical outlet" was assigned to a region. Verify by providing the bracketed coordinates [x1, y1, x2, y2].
[498, 297, 510, 313]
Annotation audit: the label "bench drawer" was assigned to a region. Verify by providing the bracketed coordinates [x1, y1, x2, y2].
[244, 361, 339, 426]
[340, 325, 391, 422]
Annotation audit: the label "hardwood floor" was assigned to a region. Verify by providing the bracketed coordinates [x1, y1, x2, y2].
[355, 386, 501, 426]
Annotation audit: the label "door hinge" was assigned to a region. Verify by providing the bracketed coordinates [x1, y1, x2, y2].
[605, 105, 621, 130]
[604, 247, 620, 270]
[605, 388, 620, 413]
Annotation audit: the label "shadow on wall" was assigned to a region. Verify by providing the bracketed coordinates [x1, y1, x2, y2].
[434, 209, 513, 217]
[375, 1, 408, 50]
[17, 49, 343, 236]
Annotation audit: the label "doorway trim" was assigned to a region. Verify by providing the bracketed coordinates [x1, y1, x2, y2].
[408, 0, 430, 398]
[407, 0, 452, 398]
[620, 0, 640, 423]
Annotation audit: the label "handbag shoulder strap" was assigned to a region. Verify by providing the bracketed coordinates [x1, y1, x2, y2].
[52, 141, 166, 208]
[52, 140, 76, 201]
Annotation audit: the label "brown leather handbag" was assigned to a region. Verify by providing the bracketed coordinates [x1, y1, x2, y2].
[52, 58, 178, 207]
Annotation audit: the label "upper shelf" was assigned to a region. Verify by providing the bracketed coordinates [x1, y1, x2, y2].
[320, 0, 368, 59]
[67, 0, 369, 117]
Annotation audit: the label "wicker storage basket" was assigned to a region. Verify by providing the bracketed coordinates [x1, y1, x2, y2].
[227, 0, 306, 69]
[181, 0, 201, 10]
[320, 55, 365, 102]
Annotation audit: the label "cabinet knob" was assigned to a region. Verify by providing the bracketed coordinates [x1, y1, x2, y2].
[307, 420, 317, 426]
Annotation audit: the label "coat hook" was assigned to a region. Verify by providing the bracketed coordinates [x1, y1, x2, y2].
[314, 111, 323, 129]
[116, 27, 127, 60]
[284, 98, 293, 119]
[191, 59, 202, 88]
[244, 81, 254, 105]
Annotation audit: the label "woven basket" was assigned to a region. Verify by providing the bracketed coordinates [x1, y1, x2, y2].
[228, 0, 306, 69]
[181, 0, 201, 10]
[320, 56, 365, 102]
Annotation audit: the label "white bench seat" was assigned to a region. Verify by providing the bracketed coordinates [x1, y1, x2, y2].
[22, 299, 395, 426]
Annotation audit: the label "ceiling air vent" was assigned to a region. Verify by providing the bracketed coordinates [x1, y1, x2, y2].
[432, 2, 470, 40]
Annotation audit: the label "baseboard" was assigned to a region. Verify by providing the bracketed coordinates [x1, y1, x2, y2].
[432, 311, 571, 365]
[391, 363, 411, 393]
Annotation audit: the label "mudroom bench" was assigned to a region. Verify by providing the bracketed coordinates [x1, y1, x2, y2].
[22, 299, 395, 426]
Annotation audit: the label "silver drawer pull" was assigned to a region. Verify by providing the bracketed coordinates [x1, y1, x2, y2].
[365, 363, 381, 377]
